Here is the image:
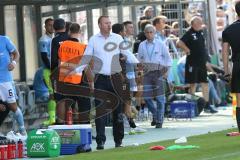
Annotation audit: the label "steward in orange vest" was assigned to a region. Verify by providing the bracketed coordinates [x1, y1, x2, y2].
[58, 39, 86, 84]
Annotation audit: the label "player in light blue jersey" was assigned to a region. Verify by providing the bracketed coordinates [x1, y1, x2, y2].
[37, 18, 56, 125]
[0, 35, 26, 135]
[39, 18, 54, 69]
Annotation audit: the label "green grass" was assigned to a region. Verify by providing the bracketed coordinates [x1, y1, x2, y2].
[54, 129, 240, 160]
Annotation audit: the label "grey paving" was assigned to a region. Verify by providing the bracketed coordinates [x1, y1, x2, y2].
[91, 106, 235, 150]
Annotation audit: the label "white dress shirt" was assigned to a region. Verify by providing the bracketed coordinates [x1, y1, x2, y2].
[81, 32, 127, 75]
[77, 32, 139, 76]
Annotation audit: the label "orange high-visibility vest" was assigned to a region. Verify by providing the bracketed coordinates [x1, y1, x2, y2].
[58, 40, 86, 84]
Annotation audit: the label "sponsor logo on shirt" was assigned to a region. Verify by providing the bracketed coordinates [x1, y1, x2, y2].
[192, 33, 198, 40]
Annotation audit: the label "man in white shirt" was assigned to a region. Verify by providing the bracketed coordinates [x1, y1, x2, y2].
[137, 24, 172, 128]
[81, 16, 126, 150]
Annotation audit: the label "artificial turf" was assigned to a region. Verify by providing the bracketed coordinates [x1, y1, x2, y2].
[53, 129, 240, 160]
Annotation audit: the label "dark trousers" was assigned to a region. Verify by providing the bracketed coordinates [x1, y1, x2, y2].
[94, 74, 124, 145]
[0, 101, 9, 126]
[54, 80, 91, 124]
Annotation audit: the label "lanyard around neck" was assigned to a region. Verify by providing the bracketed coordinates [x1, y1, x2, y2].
[146, 42, 155, 61]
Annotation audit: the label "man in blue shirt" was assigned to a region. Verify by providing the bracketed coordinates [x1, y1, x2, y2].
[153, 16, 179, 87]
[38, 18, 55, 125]
[137, 24, 172, 128]
[0, 35, 26, 135]
[39, 18, 54, 69]
[153, 16, 179, 57]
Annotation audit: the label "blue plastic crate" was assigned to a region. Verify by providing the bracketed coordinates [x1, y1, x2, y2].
[170, 101, 197, 118]
[49, 125, 92, 155]
[60, 144, 91, 155]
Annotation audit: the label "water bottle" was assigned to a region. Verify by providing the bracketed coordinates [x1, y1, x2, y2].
[7, 140, 11, 159]
[11, 140, 16, 159]
[3, 141, 8, 160]
[0, 141, 5, 160]
[17, 139, 23, 158]
[144, 107, 149, 120]
[139, 107, 144, 121]
[15, 132, 27, 158]
[66, 107, 73, 125]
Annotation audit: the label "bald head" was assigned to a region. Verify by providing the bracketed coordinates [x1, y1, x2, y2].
[190, 16, 202, 25]
[190, 16, 203, 31]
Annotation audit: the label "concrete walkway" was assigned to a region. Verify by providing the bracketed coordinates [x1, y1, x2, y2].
[91, 106, 235, 150]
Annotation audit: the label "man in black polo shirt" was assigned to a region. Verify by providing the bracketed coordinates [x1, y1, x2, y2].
[222, 1, 240, 132]
[50, 18, 69, 124]
[51, 18, 68, 76]
[177, 16, 218, 113]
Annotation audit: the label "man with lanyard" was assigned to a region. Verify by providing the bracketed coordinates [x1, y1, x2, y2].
[137, 24, 172, 128]
[50, 18, 69, 124]
[38, 18, 55, 125]
[176, 16, 218, 113]
[77, 16, 127, 150]
[222, 1, 240, 133]
[0, 35, 26, 135]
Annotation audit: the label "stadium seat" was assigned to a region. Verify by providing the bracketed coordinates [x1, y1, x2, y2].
[15, 82, 36, 114]
[15, 83, 27, 115]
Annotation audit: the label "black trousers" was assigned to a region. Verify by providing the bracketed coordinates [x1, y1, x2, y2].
[0, 101, 9, 126]
[94, 73, 124, 145]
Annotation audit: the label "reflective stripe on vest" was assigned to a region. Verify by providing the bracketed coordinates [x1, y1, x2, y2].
[58, 40, 86, 84]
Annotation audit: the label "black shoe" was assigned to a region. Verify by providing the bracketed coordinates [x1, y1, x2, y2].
[96, 142, 104, 150]
[204, 107, 218, 114]
[136, 105, 140, 111]
[205, 102, 218, 114]
[155, 123, 162, 128]
[208, 105, 218, 113]
[115, 143, 123, 148]
[151, 120, 156, 126]
[129, 118, 137, 128]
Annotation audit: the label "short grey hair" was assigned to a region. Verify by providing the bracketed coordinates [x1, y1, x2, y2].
[144, 24, 156, 33]
[144, 6, 153, 14]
